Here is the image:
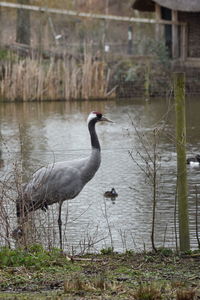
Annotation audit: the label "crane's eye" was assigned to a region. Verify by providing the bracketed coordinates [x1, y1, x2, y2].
[96, 113, 102, 119]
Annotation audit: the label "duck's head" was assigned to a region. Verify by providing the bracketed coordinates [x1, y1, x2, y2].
[195, 154, 200, 162]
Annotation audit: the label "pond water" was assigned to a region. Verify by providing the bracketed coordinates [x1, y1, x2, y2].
[0, 98, 200, 253]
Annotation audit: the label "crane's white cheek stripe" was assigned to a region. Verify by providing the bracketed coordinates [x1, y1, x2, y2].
[87, 112, 98, 124]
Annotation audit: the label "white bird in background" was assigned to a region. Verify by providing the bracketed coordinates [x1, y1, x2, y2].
[15, 112, 113, 250]
[187, 154, 200, 168]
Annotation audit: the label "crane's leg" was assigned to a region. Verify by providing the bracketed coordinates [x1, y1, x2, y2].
[58, 202, 63, 251]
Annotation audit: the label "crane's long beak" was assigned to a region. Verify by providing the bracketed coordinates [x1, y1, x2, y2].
[101, 116, 114, 123]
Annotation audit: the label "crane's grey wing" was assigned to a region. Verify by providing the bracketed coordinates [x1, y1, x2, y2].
[22, 159, 88, 210]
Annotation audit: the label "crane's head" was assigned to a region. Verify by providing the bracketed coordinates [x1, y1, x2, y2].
[87, 111, 113, 125]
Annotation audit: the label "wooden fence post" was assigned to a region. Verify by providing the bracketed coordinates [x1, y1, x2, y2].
[174, 72, 190, 252]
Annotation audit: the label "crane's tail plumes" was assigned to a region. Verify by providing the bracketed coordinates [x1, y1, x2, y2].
[12, 197, 27, 240]
[13, 196, 49, 240]
[16, 197, 29, 218]
[16, 196, 49, 218]
[16, 199, 21, 218]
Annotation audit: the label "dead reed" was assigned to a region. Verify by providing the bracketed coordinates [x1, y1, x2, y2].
[0, 54, 108, 101]
[176, 289, 196, 300]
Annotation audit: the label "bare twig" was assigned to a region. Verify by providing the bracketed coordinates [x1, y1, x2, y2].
[195, 185, 200, 249]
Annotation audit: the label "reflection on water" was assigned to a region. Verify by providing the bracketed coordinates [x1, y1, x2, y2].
[0, 98, 200, 252]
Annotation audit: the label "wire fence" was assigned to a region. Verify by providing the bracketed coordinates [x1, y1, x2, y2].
[0, 3, 200, 101]
[1, 4, 200, 100]
[0, 101, 200, 253]
[0, 143, 199, 253]
[0, 4, 156, 55]
[0, 4, 200, 252]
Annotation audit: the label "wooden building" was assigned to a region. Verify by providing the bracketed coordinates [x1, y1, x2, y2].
[132, 0, 200, 68]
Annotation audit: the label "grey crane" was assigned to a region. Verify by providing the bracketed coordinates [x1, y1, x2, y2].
[15, 111, 113, 250]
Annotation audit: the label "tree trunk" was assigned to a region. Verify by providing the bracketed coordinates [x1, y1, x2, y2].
[16, 0, 31, 45]
[174, 72, 190, 252]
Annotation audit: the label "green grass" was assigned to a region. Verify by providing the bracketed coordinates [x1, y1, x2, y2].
[0, 246, 199, 299]
[0, 245, 74, 269]
[0, 49, 10, 60]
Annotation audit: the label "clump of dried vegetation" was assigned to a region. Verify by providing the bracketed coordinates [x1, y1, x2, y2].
[0, 52, 109, 101]
[133, 283, 162, 300]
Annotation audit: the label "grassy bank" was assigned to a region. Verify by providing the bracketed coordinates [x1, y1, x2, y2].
[0, 246, 199, 299]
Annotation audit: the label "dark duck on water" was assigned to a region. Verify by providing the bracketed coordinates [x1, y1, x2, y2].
[104, 188, 118, 198]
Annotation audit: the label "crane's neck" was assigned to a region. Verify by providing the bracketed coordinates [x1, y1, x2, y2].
[88, 119, 100, 151]
[81, 120, 101, 184]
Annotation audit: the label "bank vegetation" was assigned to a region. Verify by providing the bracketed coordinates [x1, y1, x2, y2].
[0, 245, 199, 299]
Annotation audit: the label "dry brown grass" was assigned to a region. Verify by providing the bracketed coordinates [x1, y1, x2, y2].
[0, 55, 107, 101]
[176, 289, 196, 300]
[63, 274, 115, 293]
[134, 283, 162, 300]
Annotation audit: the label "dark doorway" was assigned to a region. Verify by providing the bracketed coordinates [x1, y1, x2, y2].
[161, 7, 172, 57]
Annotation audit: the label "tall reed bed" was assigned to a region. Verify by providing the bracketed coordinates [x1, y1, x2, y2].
[0, 54, 108, 101]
